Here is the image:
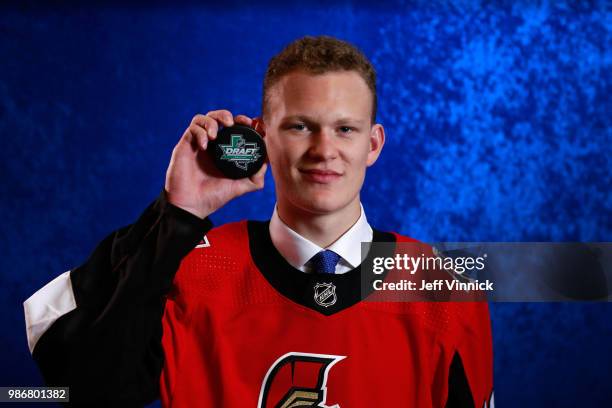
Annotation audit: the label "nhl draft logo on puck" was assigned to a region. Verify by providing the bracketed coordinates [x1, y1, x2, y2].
[209, 124, 266, 179]
[219, 134, 261, 170]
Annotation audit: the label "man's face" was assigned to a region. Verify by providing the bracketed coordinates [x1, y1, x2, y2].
[262, 70, 385, 217]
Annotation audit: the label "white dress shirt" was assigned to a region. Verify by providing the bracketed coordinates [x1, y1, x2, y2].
[269, 203, 373, 274]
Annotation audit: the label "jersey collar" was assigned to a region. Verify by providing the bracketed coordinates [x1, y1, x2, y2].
[269, 204, 373, 273]
[249, 220, 395, 316]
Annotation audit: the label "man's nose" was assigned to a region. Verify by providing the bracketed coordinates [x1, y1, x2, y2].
[308, 129, 338, 160]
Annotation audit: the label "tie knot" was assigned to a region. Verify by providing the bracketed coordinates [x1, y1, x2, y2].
[309, 250, 340, 274]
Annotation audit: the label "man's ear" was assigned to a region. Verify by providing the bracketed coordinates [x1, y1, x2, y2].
[366, 123, 385, 167]
[252, 117, 266, 137]
[253, 117, 269, 164]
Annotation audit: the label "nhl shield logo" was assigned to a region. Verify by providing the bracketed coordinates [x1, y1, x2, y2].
[314, 283, 337, 308]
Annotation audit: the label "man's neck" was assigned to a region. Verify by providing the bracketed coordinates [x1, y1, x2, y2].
[276, 198, 362, 248]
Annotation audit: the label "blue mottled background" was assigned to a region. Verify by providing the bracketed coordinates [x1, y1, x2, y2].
[1, 1, 610, 406]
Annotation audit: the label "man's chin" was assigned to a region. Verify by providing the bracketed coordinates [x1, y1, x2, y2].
[295, 194, 353, 216]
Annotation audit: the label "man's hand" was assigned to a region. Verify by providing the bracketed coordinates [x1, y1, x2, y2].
[165, 110, 267, 219]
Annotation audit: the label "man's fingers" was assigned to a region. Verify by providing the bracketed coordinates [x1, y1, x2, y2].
[190, 114, 207, 126]
[188, 123, 209, 150]
[234, 114, 253, 127]
[247, 163, 268, 190]
[192, 114, 219, 139]
[206, 110, 234, 128]
[231, 163, 267, 197]
[186, 111, 254, 152]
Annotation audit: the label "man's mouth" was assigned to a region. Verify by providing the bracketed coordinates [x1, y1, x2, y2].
[299, 168, 343, 184]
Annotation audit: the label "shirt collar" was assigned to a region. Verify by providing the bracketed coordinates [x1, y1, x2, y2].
[269, 204, 373, 272]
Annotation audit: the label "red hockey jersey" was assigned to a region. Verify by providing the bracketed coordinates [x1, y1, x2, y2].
[161, 220, 494, 407]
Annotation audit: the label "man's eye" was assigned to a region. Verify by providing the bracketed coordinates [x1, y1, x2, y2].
[290, 124, 307, 131]
[339, 126, 354, 134]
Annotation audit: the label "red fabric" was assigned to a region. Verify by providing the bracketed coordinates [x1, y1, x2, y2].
[160, 221, 493, 407]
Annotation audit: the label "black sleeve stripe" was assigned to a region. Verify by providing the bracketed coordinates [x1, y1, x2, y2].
[445, 351, 475, 408]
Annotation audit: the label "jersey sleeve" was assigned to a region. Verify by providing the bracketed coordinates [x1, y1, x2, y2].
[24, 190, 212, 406]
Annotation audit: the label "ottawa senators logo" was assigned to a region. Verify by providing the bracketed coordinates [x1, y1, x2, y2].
[258, 352, 345, 408]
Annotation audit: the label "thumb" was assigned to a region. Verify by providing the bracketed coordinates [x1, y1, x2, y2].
[233, 163, 267, 196]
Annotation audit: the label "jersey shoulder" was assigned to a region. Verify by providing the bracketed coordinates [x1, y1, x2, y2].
[367, 229, 491, 344]
[169, 220, 280, 306]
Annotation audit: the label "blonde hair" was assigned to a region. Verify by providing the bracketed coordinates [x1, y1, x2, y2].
[262, 35, 377, 123]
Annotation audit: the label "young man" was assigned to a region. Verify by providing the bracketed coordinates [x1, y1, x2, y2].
[25, 36, 494, 407]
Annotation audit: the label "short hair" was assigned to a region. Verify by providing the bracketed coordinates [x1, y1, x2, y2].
[262, 35, 377, 123]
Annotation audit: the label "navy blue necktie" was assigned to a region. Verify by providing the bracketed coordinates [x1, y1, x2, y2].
[309, 250, 340, 274]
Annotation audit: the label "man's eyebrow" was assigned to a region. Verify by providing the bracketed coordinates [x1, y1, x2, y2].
[333, 117, 367, 125]
[280, 115, 315, 123]
[280, 115, 366, 125]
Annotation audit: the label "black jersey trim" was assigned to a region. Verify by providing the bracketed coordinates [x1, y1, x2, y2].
[445, 352, 475, 408]
[247, 220, 396, 316]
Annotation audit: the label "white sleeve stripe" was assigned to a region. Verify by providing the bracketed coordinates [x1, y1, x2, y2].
[23, 271, 77, 354]
[483, 390, 495, 408]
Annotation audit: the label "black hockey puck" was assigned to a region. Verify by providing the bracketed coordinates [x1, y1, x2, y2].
[208, 124, 267, 179]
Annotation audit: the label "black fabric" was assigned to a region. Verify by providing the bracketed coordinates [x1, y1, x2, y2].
[248, 220, 396, 316]
[445, 352, 476, 408]
[32, 190, 212, 407]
